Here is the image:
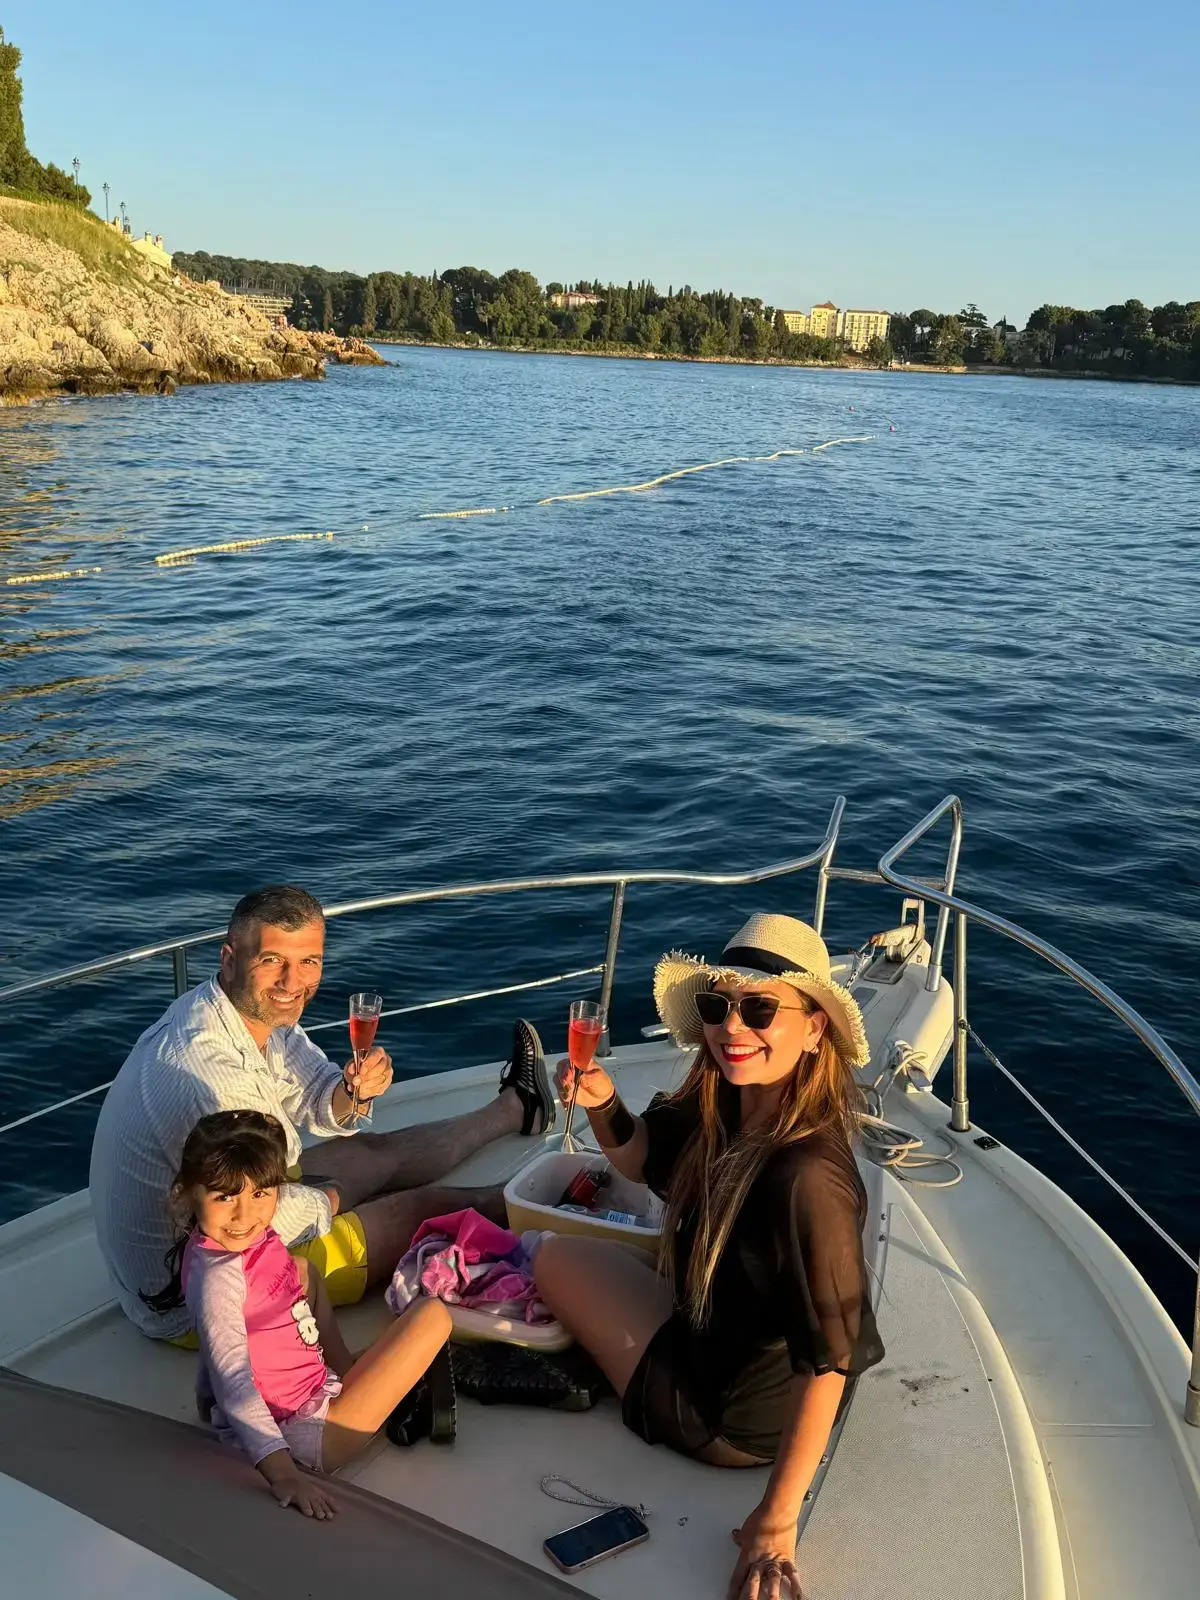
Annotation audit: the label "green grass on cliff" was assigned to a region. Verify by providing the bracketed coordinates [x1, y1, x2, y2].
[0, 194, 146, 283]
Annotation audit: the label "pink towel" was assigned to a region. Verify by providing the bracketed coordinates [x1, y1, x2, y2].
[386, 1207, 552, 1323]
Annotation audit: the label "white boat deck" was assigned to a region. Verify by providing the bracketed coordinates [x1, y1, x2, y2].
[2, 1022, 1198, 1596]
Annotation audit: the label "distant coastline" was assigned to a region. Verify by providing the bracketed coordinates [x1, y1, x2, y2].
[369, 337, 1200, 387]
[369, 335, 969, 376]
[175, 250, 1200, 389]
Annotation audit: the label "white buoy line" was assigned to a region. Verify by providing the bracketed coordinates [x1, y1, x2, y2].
[2, 434, 876, 589]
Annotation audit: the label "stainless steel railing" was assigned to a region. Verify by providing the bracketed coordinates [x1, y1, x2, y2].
[0, 796, 854, 1136]
[877, 793, 1200, 1429]
[3, 789, 1193, 1422]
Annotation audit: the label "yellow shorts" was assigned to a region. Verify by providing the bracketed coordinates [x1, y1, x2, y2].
[290, 1211, 369, 1307]
[285, 1159, 369, 1306]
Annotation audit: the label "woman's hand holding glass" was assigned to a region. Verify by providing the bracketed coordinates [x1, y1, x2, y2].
[554, 1056, 616, 1110]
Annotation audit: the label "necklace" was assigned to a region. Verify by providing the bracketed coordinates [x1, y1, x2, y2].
[540, 1474, 649, 1521]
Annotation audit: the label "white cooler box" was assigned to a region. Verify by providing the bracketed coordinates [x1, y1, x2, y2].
[504, 1149, 664, 1256]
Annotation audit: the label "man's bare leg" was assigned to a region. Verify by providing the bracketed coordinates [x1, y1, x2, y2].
[355, 1182, 510, 1286]
[304, 1089, 528, 1212]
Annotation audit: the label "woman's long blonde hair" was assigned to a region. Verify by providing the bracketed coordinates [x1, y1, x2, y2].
[657, 1007, 862, 1327]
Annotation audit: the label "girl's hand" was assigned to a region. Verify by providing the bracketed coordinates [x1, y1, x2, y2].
[554, 1056, 616, 1110]
[271, 1471, 338, 1520]
[258, 1451, 338, 1521]
[728, 1506, 801, 1599]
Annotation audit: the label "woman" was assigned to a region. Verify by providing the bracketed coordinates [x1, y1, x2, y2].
[534, 913, 883, 1600]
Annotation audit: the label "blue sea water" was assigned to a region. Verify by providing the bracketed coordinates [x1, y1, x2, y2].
[1, 348, 1197, 1328]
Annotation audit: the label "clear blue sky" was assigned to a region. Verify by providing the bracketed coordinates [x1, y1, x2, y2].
[8, 1, 1198, 325]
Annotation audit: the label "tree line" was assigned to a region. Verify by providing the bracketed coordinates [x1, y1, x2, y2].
[6, 24, 1198, 384]
[172, 252, 1200, 383]
[0, 28, 90, 205]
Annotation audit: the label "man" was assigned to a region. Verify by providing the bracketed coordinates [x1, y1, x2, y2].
[90, 885, 554, 1341]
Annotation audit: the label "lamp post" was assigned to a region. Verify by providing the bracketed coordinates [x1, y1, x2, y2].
[72, 156, 80, 193]
[119, 200, 127, 235]
[102, 182, 110, 222]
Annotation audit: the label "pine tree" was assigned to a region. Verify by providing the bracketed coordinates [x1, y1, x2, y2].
[0, 27, 89, 202]
[361, 275, 377, 333]
[0, 27, 30, 187]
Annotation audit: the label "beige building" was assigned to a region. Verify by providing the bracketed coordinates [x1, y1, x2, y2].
[549, 290, 601, 310]
[129, 233, 172, 270]
[780, 301, 893, 350]
[841, 309, 891, 352]
[808, 300, 841, 341]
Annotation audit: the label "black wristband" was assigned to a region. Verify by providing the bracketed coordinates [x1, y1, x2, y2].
[586, 1090, 637, 1149]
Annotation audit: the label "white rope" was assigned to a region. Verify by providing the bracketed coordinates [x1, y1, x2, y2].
[857, 1041, 964, 1187]
[968, 1025, 1198, 1271]
[858, 1110, 964, 1187]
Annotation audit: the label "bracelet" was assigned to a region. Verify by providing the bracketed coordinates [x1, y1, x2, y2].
[585, 1089, 637, 1149]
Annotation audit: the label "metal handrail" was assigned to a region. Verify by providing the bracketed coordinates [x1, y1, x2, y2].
[0, 798, 850, 1137]
[302, 965, 604, 1034]
[877, 793, 1200, 1428]
[12, 788, 1192, 1421]
[0, 796, 848, 1010]
[0, 963, 609, 1139]
[878, 797, 1200, 1119]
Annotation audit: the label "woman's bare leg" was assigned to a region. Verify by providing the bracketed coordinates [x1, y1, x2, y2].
[320, 1298, 452, 1473]
[533, 1236, 673, 1396]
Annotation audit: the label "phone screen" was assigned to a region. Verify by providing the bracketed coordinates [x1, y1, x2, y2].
[543, 1505, 650, 1572]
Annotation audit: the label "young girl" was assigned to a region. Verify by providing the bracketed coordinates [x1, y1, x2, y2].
[146, 1109, 452, 1519]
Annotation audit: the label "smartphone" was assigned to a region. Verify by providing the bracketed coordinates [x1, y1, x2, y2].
[543, 1504, 650, 1573]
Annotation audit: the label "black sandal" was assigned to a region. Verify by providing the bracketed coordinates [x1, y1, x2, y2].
[451, 1342, 612, 1412]
[385, 1345, 457, 1447]
[498, 1019, 556, 1136]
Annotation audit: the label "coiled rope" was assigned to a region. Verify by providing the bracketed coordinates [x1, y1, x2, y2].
[858, 1111, 964, 1188]
[858, 1041, 964, 1188]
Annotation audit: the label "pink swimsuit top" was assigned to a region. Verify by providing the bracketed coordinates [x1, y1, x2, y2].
[183, 1226, 330, 1463]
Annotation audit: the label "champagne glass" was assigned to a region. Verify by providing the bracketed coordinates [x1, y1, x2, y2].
[348, 991, 383, 1120]
[563, 998, 606, 1153]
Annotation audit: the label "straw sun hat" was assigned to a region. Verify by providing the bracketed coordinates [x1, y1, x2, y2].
[653, 912, 870, 1067]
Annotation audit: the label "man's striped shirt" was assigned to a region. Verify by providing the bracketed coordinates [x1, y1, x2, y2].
[90, 976, 355, 1339]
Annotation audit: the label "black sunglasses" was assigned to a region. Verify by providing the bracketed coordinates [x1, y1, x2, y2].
[694, 991, 808, 1030]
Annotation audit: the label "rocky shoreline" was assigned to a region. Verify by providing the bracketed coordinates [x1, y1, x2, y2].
[0, 198, 383, 403]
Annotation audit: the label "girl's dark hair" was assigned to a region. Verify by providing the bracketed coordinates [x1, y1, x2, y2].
[141, 1110, 289, 1316]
